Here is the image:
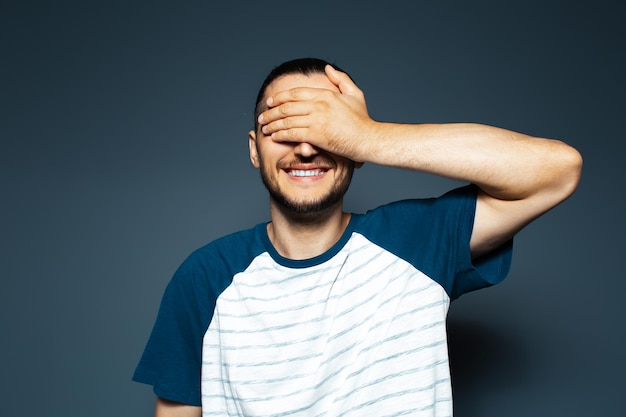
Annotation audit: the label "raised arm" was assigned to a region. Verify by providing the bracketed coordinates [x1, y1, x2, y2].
[373, 122, 583, 257]
[258, 65, 582, 257]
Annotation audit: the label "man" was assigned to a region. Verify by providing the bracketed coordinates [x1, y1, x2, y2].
[133, 58, 582, 416]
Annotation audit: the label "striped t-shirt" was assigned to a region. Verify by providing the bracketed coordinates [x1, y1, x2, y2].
[133, 185, 512, 416]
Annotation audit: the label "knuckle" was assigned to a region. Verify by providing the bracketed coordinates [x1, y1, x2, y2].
[290, 88, 301, 100]
[320, 90, 335, 102]
[287, 128, 300, 140]
[279, 103, 290, 116]
[283, 128, 299, 141]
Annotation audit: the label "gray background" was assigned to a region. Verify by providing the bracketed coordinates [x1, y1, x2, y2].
[2, 1, 624, 416]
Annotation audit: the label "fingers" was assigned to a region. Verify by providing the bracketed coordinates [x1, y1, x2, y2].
[258, 99, 324, 143]
[325, 65, 364, 98]
[258, 100, 312, 128]
[260, 115, 310, 139]
[265, 87, 321, 109]
[264, 127, 309, 143]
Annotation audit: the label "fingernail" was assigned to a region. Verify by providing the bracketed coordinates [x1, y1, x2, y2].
[266, 97, 273, 106]
[258, 114, 264, 123]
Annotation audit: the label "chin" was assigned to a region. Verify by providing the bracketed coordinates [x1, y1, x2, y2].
[260, 167, 354, 216]
[273, 194, 342, 215]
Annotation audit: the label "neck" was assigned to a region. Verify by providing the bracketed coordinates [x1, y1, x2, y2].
[267, 201, 350, 260]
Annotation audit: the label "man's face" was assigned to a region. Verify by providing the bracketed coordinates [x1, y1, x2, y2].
[248, 72, 357, 215]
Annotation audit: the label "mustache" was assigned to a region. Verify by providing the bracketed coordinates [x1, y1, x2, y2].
[279, 156, 335, 169]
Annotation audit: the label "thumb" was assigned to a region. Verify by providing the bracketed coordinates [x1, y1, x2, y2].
[325, 65, 362, 97]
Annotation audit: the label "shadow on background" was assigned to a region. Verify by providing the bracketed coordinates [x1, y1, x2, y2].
[447, 319, 529, 415]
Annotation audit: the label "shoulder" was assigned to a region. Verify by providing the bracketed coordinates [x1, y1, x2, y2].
[171, 223, 268, 292]
[355, 184, 478, 230]
[349, 185, 479, 280]
[188, 223, 265, 263]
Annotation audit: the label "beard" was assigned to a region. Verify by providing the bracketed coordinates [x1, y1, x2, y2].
[259, 159, 355, 215]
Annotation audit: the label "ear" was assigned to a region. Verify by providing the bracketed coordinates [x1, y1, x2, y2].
[248, 130, 260, 168]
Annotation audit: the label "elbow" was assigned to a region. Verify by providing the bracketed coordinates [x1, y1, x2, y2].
[565, 144, 583, 195]
[553, 141, 583, 202]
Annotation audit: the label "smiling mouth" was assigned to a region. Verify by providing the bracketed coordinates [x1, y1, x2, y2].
[287, 169, 326, 177]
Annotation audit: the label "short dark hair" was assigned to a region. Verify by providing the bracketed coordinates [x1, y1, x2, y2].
[253, 57, 346, 131]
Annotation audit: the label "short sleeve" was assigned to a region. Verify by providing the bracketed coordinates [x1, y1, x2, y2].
[132, 261, 212, 406]
[354, 184, 513, 300]
[433, 185, 513, 299]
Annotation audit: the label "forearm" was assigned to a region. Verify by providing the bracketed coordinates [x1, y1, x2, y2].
[364, 122, 582, 201]
[155, 398, 201, 417]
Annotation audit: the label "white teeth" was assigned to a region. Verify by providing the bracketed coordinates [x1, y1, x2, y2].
[289, 170, 323, 177]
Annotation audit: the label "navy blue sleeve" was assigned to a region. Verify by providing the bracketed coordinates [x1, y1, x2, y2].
[132, 226, 264, 406]
[132, 258, 213, 406]
[437, 185, 513, 299]
[357, 184, 512, 300]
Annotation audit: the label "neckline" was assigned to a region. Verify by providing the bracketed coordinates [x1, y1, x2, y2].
[258, 214, 360, 269]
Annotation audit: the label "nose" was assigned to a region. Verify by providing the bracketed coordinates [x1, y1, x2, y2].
[293, 142, 319, 158]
